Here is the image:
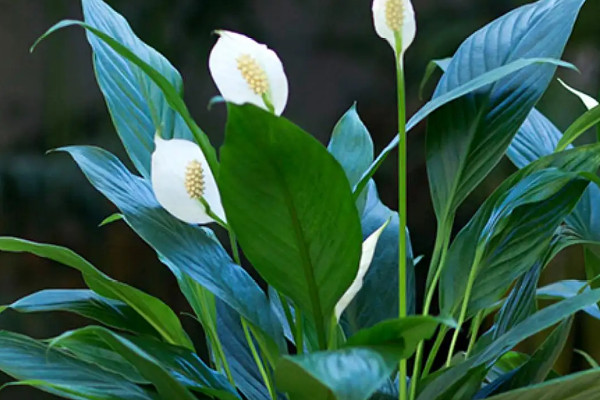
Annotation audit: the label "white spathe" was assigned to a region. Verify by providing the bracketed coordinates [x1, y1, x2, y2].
[209, 30, 289, 116]
[151, 136, 226, 225]
[558, 78, 599, 111]
[372, 0, 416, 55]
[335, 221, 389, 321]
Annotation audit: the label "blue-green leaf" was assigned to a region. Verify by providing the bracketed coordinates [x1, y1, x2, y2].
[0, 331, 156, 400]
[1, 289, 158, 337]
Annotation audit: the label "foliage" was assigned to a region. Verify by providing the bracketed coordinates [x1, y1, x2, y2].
[1, 0, 600, 399]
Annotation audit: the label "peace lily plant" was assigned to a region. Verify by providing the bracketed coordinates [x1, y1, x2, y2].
[1, 0, 600, 399]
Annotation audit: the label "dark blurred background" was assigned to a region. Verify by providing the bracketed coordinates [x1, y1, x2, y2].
[0, 0, 598, 398]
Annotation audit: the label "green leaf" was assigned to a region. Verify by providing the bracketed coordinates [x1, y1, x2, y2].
[50, 327, 197, 400]
[556, 105, 600, 151]
[490, 319, 572, 395]
[440, 149, 599, 319]
[0, 237, 193, 350]
[485, 369, 600, 400]
[327, 104, 373, 213]
[424, 0, 584, 225]
[354, 57, 574, 198]
[417, 288, 600, 400]
[32, 16, 218, 176]
[345, 316, 445, 357]
[219, 104, 362, 349]
[99, 213, 124, 227]
[0, 331, 156, 400]
[574, 349, 599, 369]
[58, 145, 285, 356]
[341, 181, 416, 334]
[275, 347, 399, 400]
[51, 326, 239, 400]
[1, 289, 158, 337]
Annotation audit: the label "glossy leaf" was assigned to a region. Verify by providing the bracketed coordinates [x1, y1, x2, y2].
[0, 237, 192, 350]
[219, 103, 362, 349]
[33, 17, 218, 175]
[418, 57, 451, 100]
[59, 145, 285, 354]
[275, 347, 400, 400]
[328, 104, 373, 213]
[77, 0, 196, 178]
[440, 154, 597, 318]
[1, 289, 158, 337]
[417, 288, 600, 400]
[50, 327, 197, 400]
[51, 326, 238, 400]
[0, 331, 156, 400]
[425, 0, 584, 224]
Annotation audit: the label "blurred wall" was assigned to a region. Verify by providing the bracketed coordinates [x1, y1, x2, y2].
[0, 0, 599, 398]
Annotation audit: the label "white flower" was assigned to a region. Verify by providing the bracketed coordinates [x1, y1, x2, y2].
[209, 30, 289, 116]
[335, 221, 389, 321]
[151, 136, 226, 225]
[372, 0, 416, 55]
[558, 78, 599, 110]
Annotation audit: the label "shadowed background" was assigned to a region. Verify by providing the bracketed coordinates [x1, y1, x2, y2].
[0, 0, 599, 398]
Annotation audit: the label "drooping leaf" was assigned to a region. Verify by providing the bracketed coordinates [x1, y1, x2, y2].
[0, 237, 192, 350]
[50, 326, 239, 400]
[425, 0, 584, 225]
[219, 103, 362, 349]
[417, 288, 600, 400]
[1, 289, 158, 337]
[0, 331, 156, 400]
[50, 327, 198, 400]
[58, 145, 285, 356]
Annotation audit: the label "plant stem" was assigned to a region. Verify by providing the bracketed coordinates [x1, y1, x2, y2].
[466, 311, 484, 358]
[446, 248, 484, 366]
[421, 325, 448, 379]
[395, 32, 408, 400]
[409, 220, 451, 400]
[242, 318, 277, 400]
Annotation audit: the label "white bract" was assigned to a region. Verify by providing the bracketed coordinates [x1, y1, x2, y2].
[335, 221, 389, 321]
[209, 30, 289, 115]
[372, 0, 416, 56]
[558, 78, 599, 110]
[151, 136, 226, 225]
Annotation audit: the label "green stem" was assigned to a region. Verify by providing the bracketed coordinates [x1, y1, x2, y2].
[394, 31, 408, 400]
[409, 220, 452, 400]
[421, 325, 448, 379]
[242, 318, 276, 400]
[198, 289, 235, 384]
[446, 248, 484, 366]
[466, 311, 484, 358]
